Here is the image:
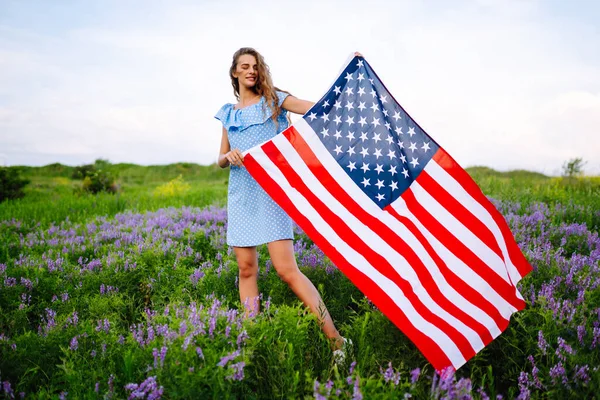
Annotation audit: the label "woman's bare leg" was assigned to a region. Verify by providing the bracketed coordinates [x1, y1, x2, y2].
[233, 246, 260, 318]
[267, 239, 343, 348]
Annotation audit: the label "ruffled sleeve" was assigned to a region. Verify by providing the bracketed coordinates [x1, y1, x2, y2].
[214, 103, 243, 131]
[276, 90, 290, 107]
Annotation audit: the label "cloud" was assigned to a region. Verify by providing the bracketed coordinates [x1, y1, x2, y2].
[0, 0, 598, 174]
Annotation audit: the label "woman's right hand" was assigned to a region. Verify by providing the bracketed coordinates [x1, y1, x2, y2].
[225, 149, 244, 167]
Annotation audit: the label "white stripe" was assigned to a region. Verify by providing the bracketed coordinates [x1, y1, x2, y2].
[409, 179, 511, 284]
[426, 160, 524, 285]
[293, 119, 515, 326]
[248, 144, 467, 368]
[389, 198, 519, 321]
[271, 133, 488, 349]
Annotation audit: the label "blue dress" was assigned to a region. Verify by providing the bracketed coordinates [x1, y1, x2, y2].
[214, 90, 294, 247]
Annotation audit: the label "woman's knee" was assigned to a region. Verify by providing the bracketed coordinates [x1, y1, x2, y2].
[238, 260, 258, 279]
[275, 264, 300, 284]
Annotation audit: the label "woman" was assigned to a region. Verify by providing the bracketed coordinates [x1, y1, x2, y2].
[215, 47, 352, 363]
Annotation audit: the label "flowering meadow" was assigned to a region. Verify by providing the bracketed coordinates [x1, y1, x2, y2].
[0, 165, 599, 399]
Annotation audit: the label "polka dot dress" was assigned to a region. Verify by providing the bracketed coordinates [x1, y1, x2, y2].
[215, 91, 294, 247]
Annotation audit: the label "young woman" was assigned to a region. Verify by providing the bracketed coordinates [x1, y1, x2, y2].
[215, 47, 352, 363]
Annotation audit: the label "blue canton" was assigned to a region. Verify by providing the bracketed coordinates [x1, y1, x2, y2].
[303, 57, 440, 209]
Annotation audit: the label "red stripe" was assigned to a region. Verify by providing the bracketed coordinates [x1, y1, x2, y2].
[432, 150, 533, 280]
[281, 129, 513, 343]
[243, 151, 454, 371]
[417, 171, 504, 259]
[390, 189, 526, 312]
[275, 129, 482, 356]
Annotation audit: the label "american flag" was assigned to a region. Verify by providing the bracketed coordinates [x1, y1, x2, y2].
[243, 55, 532, 371]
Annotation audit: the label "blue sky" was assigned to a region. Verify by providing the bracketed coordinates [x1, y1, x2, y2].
[1, 0, 599, 174]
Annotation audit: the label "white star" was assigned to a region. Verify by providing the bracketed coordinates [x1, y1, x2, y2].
[371, 117, 380, 127]
[345, 72, 354, 82]
[372, 132, 381, 143]
[395, 126, 403, 135]
[360, 147, 370, 157]
[408, 127, 416, 137]
[410, 157, 420, 168]
[361, 162, 370, 173]
[380, 95, 388, 104]
[334, 115, 342, 125]
[390, 181, 398, 191]
[361, 177, 371, 187]
[333, 145, 343, 155]
[369, 78, 374, 84]
[376, 193, 385, 201]
[358, 101, 366, 111]
[360, 131, 369, 142]
[385, 135, 394, 145]
[370, 103, 379, 112]
[347, 146, 356, 156]
[375, 179, 385, 189]
[320, 113, 329, 122]
[334, 100, 342, 110]
[347, 161, 356, 171]
[387, 149, 396, 160]
[393, 111, 402, 121]
[345, 116, 355, 126]
[345, 101, 354, 111]
[345, 87, 354, 96]
[389, 165, 397, 176]
[322, 100, 330, 108]
[373, 148, 383, 159]
[384, 122, 391, 130]
[382, 109, 389, 117]
[375, 164, 384, 174]
[357, 59, 364, 67]
[333, 86, 341, 95]
[308, 112, 317, 121]
[402, 168, 410, 178]
[346, 131, 355, 141]
[421, 142, 431, 152]
[397, 140, 405, 149]
[408, 142, 417, 152]
[400, 154, 407, 164]
[357, 87, 366, 96]
[334, 130, 342, 140]
[357, 73, 365, 82]
[320, 128, 329, 137]
[370, 88, 377, 98]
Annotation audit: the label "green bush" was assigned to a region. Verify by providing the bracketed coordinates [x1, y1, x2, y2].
[0, 167, 30, 203]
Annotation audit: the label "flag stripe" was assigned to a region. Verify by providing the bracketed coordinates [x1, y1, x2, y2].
[263, 136, 481, 355]
[417, 170, 504, 261]
[393, 187, 527, 312]
[431, 151, 532, 282]
[392, 191, 523, 312]
[385, 200, 518, 324]
[407, 169, 527, 307]
[243, 148, 463, 370]
[408, 181, 510, 283]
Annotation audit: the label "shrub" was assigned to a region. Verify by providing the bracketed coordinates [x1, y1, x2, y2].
[0, 166, 30, 202]
[153, 175, 191, 197]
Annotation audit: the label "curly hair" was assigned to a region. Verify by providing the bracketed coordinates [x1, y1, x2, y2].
[229, 47, 289, 124]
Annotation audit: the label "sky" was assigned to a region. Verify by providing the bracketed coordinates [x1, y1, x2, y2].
[0, 0, 599, 175]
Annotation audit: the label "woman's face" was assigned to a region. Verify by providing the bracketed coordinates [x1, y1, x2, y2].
[234, 54, 258, 89]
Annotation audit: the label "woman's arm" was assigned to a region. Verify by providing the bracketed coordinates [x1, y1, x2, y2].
[218, 127, 244, 168]
[281, 96, 315, 115]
